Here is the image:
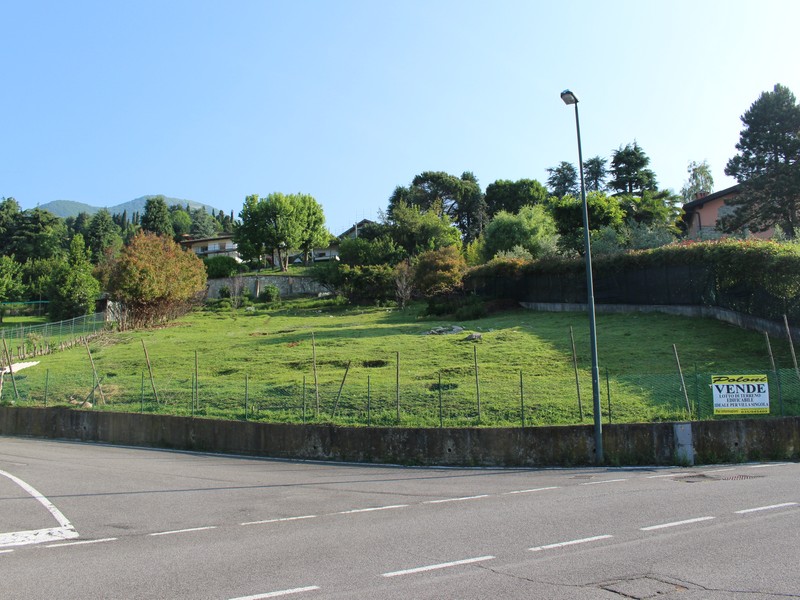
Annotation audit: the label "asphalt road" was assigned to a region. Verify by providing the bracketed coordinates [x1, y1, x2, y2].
[1, 437, 798, 599]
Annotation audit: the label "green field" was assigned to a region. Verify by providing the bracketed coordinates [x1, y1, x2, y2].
[3, 298, 799, 427]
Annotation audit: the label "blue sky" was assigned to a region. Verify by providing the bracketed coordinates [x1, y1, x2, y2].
[2, 0, 799, 235]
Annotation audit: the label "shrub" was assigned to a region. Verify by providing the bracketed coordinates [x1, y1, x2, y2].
[424, 294, 487, 320]
[107, 232, 207, 329]
[259, 285, 281, 303]
[413, 246, 467, 298]
[310, 262, 395, 303]
[204, 256, 240, 279]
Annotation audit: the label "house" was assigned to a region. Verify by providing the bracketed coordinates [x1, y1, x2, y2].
[180, 234, 241, 261]
[682, 184, 774, 240]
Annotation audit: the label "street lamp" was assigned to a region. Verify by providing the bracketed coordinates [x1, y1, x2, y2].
[560, 89, 603, 464]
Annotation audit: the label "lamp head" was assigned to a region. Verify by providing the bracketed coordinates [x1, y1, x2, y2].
[560, 90, 578, 105]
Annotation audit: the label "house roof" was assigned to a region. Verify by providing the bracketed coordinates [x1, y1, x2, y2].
[179, 234, 235, 246]
[337, 219, 376, 239]
[682, 184, 742, 210]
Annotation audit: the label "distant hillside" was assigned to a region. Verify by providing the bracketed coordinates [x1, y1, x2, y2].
[39, 195, 220, 219]
[38, 200, 100, 218]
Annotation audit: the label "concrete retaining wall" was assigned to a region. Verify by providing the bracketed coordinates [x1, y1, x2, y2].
[2, 407, 798, 466]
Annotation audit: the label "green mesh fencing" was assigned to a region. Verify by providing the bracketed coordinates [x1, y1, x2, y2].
[6, 356, 798, 426]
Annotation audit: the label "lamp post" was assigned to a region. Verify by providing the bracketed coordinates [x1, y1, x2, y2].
[560, 89, 603, 464]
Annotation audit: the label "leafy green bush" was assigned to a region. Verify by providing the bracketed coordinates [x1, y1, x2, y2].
[413, 246, 467, 297]
[259, 285, 281, 303]
[424, 294, 487, 320]
[204, 256, 241, 279]
[311, 262, 395, 303]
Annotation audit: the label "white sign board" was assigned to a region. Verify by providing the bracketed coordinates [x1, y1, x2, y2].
[712, 374, 769, 415]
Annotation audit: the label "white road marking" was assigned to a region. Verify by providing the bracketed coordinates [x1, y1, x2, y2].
[748, 463, 791, 469]
[580, 479, 627, 486]
[382, 555, 495, 577]
[0, 469, 79, 548]
[149, 526, 217, 537]
[0, 549, 13, 554]
[242, 515, 317, 526]
[640, 516, 715, 531]
[424, 495, 489, 504]
[702, 468, 735, 473]
[647, 472, 691, 479]
[337, 505, 408, 514]
[529, 534, 612, 552]
[46, 538, 118, 548]
[735, 502, 798, 514]
[503, 486, 560, 495]
[228, 586, 320, 599]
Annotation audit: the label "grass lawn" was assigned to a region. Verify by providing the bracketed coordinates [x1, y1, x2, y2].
[4, 298, 799, 427]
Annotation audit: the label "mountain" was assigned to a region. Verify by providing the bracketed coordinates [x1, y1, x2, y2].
[39, 195, 220, 219]
[37, 200, 100, 218]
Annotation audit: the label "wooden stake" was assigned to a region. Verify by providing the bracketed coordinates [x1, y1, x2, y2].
[673, 344, 691, 418]
[312, 333, 319, 416]
[331, 360, 351, 418]
[473, 345, 481, 422]
[84, 339, 106, 405]
[395, 351, 400, 423]
[141, 339, 159, 404]
[570, 326, 584, 420]
[195, 350, 199, 412]
[783, 315, 800, 384]
[2, 337, 19, 402]
[764, 331, 776, 372]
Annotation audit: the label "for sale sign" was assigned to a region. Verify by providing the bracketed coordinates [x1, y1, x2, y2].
[711, 375, 770, 415]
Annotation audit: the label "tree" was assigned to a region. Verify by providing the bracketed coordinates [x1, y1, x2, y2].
[0, 197, 21, 251]
[294, 194, 329, 265]
[387, 201, 461, 256]
[0, 255, 23, 322]
[65, 211, 91, 241]
[608, 142, 657, 196]
[233, 193, 304, 271]
[189, 208, 220, 239]
[388, 171, 486, 242]
[107, 232, 207, 329]
[550, 191, 625, 254]
[481, 205, 558, 261]
[85, 209, 122, 263]
[8, 207, 68, 263]
[722, 84, 800, 238]
[413, 246, 467, 298]
[583, 156, 608, 192]
[170, 208, 193, 239]
[141, 196, 173, 237]
[546, 161, 578, 198]
[680, 160, 715, 203]
[338, 235, 405, 266]
[22, 256, 63, 303]
[484, 179, 549, 217]
[618, 190, 681, 229]
[49, 234, 101, 320]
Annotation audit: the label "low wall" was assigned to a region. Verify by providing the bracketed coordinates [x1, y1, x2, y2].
[207, 275, 327, 299]
[2, 407, 798, 467]
[520, 302, 800, 340]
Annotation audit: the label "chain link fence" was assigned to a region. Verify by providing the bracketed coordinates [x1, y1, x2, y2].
[4, 353, 798, 427]
[0, 312, 107, 360]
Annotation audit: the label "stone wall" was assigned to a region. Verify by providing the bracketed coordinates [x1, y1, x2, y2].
[207, 275, 328, 299]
